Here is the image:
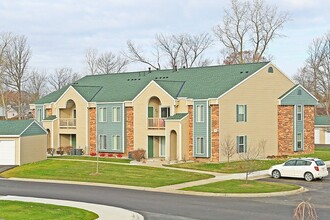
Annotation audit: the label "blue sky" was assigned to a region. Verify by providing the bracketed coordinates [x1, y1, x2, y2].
[0, 0, 329, 78]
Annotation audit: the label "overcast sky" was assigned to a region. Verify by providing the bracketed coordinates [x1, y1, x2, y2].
[0, 0, 329, 78]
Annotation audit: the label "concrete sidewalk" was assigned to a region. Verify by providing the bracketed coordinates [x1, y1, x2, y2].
[0, 195, 144, 220]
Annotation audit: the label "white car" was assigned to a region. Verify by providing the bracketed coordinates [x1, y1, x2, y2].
[269, 158, 328, 181]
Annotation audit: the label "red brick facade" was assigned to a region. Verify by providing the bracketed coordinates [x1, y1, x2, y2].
[303, 106, 315, 154]
[211, 104, 220, 161]
[125, 107, 134, 156]
[278, 105, 315, 155]
[88, 108, 96, 154]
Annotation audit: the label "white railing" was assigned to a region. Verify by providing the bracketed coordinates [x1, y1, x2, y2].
[148, 118, 165, 129]
[59, 118, 76, 129]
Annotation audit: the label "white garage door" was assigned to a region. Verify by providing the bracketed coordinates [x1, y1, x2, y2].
[326, 130, 330, 144]
[0, 140, 16, 165]
[315, 129, 320, 144]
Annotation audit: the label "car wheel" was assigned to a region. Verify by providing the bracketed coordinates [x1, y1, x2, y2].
[304, 172, 314, 182]
[272, 170, 281, 179]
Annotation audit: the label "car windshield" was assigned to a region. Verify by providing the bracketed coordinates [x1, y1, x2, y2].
[315, 160, 325, 166]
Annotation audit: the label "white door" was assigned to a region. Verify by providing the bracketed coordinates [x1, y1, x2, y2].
[315, 128, 320, 144]
[0, 140, 16, 165]
[326, 130, 330, 144]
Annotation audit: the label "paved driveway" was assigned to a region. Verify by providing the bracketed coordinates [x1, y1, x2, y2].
[0, 166, 16, 174]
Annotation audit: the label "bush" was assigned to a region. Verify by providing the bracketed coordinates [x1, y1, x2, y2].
[90, 152, 96, 156]
[117, 154, 123, 158]
[63, 146, 72, 155]
[99, 153, 106, 157]
[107, 153, 114, 157]
[47, 148, 55, 156]
[131, 149, 146, 162]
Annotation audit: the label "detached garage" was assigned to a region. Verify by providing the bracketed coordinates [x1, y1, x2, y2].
[315, 116, 330, 146]
[0, 120, 47, 165]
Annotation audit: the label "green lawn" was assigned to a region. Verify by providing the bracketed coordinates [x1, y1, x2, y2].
[167, 148, 330, 174]
[1, 160, 213, 188]
[48, 156, 131, 163]
[166, 159, 285, 174]
[0, 200, 98, 220]
[182, 179, 300, 193]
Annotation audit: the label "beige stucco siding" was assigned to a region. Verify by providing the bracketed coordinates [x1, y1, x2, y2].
[54, 87, 88, 149]
[218, 65, 294, 160]
[20, 135, 47, 165]
[132, 82, 176, 152]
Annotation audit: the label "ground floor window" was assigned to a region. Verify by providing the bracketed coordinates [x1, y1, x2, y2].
[237, 136, 247, 153]
[99, 135, 107, 150]
[112, 135, 120, 150]
[196, 137, 205, 154]
[160, 136, 165, 157]
[296, 133, 303, 150]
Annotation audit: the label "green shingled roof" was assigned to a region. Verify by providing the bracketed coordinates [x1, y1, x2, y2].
[0, 120, 34, 136]
[166, 113, 188, 120]
[44, 115, 57, 121]
[35, 62, 269, 104]
[315, 116, 330, 126]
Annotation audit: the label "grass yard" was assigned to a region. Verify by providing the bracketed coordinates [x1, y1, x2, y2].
[166, 159, 285, 174]
[182, 179, 300, 193]
[167, 147, 330, 174]
[48, 156, 131, 163]
[0, 200, 98, 220]
[1, 160, 213, 188]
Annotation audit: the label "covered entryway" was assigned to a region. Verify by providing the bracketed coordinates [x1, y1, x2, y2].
[170, 130, 177, 161]
[0, 140, 15, 165]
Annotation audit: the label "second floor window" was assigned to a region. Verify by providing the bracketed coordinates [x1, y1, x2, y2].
[196, 105, 204, 122]
[237, 105, 247, 122]
[161, 107, 170, 118]
[297, 105, 303, 121]
[112, 107, 120, 122]
[99, 107, 107, 122]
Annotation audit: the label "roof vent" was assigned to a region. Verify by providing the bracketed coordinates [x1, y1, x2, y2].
[245, 71, 248, 73]
[155, 77, 158, 79]
[174, 65, 177, 71]
[240, 71, 243, 74]
[148, 67, 151, 73]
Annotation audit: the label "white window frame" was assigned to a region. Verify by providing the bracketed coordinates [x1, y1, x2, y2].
[297, 133, 302, 149]
[159, 136, 165, 157]
[237, 105, 246, 122]
[196, 105, 204, 122]
[237, 136, 247, 153]
[99, 135, 107, 150]
[196, 137, 205, 154]
[99, 107, 107, 122]
[160, 106, 170, 118]
[37, 108, 42, 121]
[112, 135, 120, 150]
[112, 106, 120, 122]
[297, 105, 303, 121]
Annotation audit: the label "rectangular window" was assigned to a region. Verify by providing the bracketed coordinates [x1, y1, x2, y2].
[196, 137, 205, 154]
[112, 135, 120, 150]
[160, 136, 165, 157]
[297, 133, 302, 149]
[236, 105, 247, 122]
[99, 135, 107, 150]
[297, 105, 303, 121]
[37, 109, 42, 122]
[196, 105, 204, 122]
[237, 136, 247, 153]
[161, 107, 170, 118]
[112, 107, 120, 122]
[99, 107, 107, 122]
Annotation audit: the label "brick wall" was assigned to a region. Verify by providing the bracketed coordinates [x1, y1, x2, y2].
[88, 108, 96, 154]
[303, 106, 315, 154]
[211, 104, 219, 161]
[278, 105, 294, 155]
[126, 107, 134, 156]
[188, 105, 193, 160]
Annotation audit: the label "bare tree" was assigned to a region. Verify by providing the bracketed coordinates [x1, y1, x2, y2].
[85, 48, 98, 75]
[48, 67, 80, 92]
[214, 0, 289, 64]
[2, 34, 31, 119]
[97, 52, 129, 74]
[293, 200, 318, 220]
[221, 136, 235, 163]
[126, 32, 213, 70]
[294, 32, 330, 115]
[26, 69, 48, 103]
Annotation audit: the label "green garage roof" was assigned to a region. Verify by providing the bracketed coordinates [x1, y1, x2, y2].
[315, 116, 330, 126]
[35, 62, 269, 104]
[0, 120, 47, 136]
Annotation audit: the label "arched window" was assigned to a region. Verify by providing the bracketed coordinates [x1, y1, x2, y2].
[297, 89, 302, 95]
[268, 67, 274, 73]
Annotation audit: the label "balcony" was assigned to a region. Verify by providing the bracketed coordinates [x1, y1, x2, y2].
[59, 118, 76, 129]
[148, 118, 165, 129]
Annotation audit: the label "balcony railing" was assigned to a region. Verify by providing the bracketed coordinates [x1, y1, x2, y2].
[59, 118, 76, 129]
[148, 118, 165, 129]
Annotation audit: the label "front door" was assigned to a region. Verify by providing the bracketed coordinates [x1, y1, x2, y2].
[148, 136, 154, 158]
[71, 134, 76, 148]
